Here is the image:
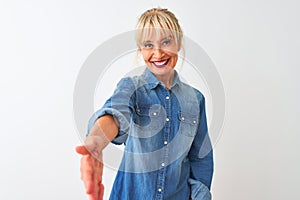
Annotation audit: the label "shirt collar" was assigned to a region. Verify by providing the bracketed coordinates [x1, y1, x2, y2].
[142, 67, 181, 90]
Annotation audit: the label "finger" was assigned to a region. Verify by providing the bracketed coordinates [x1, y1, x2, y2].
[90, 163, 102, 198]
[91, 181, 104, 200]
[89, 158, 103, 200]
[88, 192, 98, 200]
[98, 183, 104, 200]
[76, 145, 90, 155]
[89, 186, 101, 200]
[81, 155, 95, 194]
[95, 160, 104, 200]
[89, 180, 100, 200]
[94, 156, 103, 181]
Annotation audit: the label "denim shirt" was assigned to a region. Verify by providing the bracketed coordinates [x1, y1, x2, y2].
[88, 68, 213, 200]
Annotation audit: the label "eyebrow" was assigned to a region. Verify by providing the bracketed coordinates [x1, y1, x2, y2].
[143, 36, 173, 44]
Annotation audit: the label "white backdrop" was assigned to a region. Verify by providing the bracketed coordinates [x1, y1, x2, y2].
[1, 0, 299, 199]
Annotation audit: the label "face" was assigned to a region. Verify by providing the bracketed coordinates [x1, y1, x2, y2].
[139, 29, 180, 79]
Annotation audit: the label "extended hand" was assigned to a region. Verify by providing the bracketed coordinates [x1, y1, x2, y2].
[76, 145, 104, 200]
[76, 116, 118, 200]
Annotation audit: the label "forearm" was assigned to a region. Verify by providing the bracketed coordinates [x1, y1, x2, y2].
[87, 115, 119, 151]
[189, 150, 214, 189]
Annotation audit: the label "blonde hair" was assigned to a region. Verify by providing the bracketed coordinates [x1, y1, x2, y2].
[134, 8, 185, 70]
[135, 8, 183, 50]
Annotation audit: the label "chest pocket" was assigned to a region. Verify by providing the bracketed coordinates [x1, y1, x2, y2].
[131, 104, 166, 138]
[178, 111, 198, 137]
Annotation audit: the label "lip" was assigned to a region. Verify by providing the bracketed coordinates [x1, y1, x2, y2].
[151, 58, 170, 68]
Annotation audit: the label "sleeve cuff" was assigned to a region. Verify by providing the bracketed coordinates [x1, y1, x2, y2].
[87, 108, 130, 145]
[189, 178, 212, 200]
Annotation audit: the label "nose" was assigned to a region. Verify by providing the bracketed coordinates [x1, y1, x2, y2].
[152, 47, 164, 59]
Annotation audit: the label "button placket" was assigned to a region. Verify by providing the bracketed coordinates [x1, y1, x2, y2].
[156, 90, 170, 199]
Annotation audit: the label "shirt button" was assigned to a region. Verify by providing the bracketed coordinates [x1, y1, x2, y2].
[164, 141, 168, 145]
[166, 96, 170, 100]
[193, 120, 197, 124]
[161, 163, 165, 167]
[166, 118, 170, 122]
[158, 188, 162, 192]
[153, 112, 157, 116]
[181, 117, 185, 121]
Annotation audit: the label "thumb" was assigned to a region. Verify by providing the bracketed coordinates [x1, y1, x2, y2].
[75, 145, 90, 155]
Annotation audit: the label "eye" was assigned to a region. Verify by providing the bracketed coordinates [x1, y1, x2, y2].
[143, 43, 153, 49]
[162, 39, 171, 46]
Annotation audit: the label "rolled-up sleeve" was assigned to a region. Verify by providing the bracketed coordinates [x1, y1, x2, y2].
[188, 96, 214, 200]
[87, 77, 135, 144]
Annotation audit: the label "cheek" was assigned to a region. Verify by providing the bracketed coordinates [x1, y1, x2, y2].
[173, 54, 178, 62]
[166, 54, 178, 68]
[141, 50, 151, 62]
[164, 50, 177, 59]
[170, 54, 178, 63]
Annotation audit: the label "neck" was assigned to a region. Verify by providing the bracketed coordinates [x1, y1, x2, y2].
[157, 70, 175, 90]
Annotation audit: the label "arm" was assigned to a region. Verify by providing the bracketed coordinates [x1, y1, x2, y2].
[76, 77, 135, 200]
[188, 96, 214, 200]
[76, 115, 118, 200]
[87, 77, 135, 144]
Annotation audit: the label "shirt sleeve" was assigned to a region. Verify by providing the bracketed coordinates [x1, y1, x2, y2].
[87, 77, 136, 145]
[188, 96, 214, 200]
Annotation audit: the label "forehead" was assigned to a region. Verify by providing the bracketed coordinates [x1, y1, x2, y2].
[138, 27, 175, 42]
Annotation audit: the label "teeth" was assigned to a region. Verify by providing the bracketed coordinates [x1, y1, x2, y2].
[153, 60, 168, 66]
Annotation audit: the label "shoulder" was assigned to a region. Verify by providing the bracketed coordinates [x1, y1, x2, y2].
[116, 74, 146, 91]
[179, 81, 205, 103]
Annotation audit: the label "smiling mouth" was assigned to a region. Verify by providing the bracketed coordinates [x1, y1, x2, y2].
[151, 59, 170, 68]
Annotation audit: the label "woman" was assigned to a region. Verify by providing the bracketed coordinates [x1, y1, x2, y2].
[76, 8, 213, 200]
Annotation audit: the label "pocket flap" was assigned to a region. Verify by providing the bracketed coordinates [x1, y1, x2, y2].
[178, 111, 198, 125]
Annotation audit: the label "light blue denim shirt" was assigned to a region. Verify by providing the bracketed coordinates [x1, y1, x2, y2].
[88, 68, 213, 200]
